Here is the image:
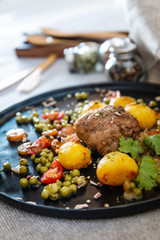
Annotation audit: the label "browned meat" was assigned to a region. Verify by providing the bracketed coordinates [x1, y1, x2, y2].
[74, 105, 140, 156]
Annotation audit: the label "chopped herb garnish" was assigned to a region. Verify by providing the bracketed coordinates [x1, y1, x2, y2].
[143, 134, 160, 155]
[119, 136, 144, 159]
[135, 155, 159, 191]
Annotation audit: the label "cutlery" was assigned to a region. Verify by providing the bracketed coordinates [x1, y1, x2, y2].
[0, 54, 57, 92]
[17, 54, 57, 92]
[0, 68, 35, 92]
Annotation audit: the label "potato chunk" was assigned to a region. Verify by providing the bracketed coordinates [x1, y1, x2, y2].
[81, 101, 105, 115]
[125, 103, 156, 130]
[96, 152, 138, 186]
[110, 96, 135, 108]
[58, 142, 92, 170]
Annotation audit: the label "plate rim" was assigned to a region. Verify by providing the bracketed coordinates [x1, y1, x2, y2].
[1, 81, 160, 219]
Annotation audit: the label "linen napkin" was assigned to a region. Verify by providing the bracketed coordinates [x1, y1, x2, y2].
[126, 0, 160, 83]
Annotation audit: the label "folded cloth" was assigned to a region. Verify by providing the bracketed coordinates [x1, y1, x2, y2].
[126, 0, 160, 83]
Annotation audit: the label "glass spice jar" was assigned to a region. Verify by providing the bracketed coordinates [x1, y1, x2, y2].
[99, 37, 131, 64]
[104, 40, 146, 82]
[64, 42, 100, 73]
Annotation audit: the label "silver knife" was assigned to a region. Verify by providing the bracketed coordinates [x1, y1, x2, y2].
[0, 68, 33, 91]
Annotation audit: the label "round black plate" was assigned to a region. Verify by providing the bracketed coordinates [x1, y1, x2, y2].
[1, 82, 160, 219]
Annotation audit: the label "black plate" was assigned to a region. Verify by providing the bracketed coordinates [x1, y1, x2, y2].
[1, 82, 160, 219]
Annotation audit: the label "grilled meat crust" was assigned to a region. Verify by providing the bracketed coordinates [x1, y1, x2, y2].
[74, 105, 140, 155]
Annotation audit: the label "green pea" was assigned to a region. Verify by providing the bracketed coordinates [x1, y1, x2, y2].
[149, 100, 157, 108]
[61, 121, 67, 128]
[29, 176, 38, 186]
[60, 186, 72, 198]
[40, 151, 47, 158]
[75, 92, 81, 99]
[34, 158, 40, 165]
[70, 169, 80, 177]
[48, 152, 54, 157]
[40, 166, 48, 174]
[32, 111, 39, 117]
[45, 162, 51, 168]
[63, 181, 71, 187]
[71, 176, 78, 184]
[19, 166, 28, 175]
[34, 124, 40, 131]
[22, 116, 29, 122]
[3, 162, 11, 171]
[44, 148, 50, 153]
[77, 176, 87, 187]
[123, 181, 132, 192]
[84, 100, 89, 104]
[69, 184, 77, 194]
[19, 158, 28, 166]
[80, 91, 88, 99]
[47, 155, 53, 162]
[103, 97, 110, 104]
[64, 175, 72, 181]
[41, 189, 50, 200]
[123, 191, 134, 201]
[39, 123, 47, 131]
[63, 171, 69, 178]
[43, 185, 49, 191]
[130, 182, 136, 190]
[50, 193, 59, 201]
[33, 117, 40, 124]
[30, 154, 35, 161]
[43, 108, 50, 113]
[137, 98, 144, 104]
[40, 157, 46, 166]
[36, 163, 42, 172]
[133, 188, 143, 200]
[20, 178, 28, 188]
[29, 115, 34, 122]
[16, 116, 23, 123]
[63, 115, 69, 121]
[48, 183, 59, 193]
[44, 119, 51, 124]
[56, 180, 63, 188]
[47, 124, 53, 130]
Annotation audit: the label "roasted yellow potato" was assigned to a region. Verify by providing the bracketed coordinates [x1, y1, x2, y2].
[58, 142, 92, 170]
[81, 100, 105, 115]
[96, 152, 138, 186]
[125, 103, 156, 130]
[110, 96, 135, 108]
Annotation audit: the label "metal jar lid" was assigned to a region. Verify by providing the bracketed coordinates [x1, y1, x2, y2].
[99, 37, 137, 63]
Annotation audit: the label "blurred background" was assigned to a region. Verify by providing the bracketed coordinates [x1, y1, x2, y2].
[1, 0, 159, 111]
[0, 0, 127, 56]
[0, 0, 128, 105]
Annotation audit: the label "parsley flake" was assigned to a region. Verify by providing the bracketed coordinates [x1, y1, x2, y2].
[119, 136, 144, 159]
[135, 155, 159, 191]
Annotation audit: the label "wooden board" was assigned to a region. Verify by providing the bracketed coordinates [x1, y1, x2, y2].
[15, 31, 128, 58]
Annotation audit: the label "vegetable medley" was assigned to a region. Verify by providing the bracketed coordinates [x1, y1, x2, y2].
[2, 89, 160, 208]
